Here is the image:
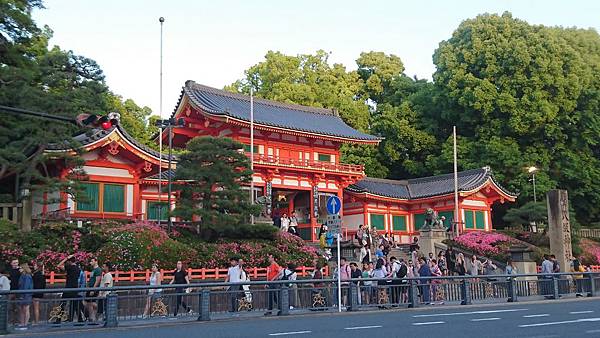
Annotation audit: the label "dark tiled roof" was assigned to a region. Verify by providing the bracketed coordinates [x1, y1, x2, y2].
[48, 125, 173, 160]
[347, 167, 517, 200]
[145, 169, 175, 180]
[347, 177, 410, 199]
[176, 81, 381, 142]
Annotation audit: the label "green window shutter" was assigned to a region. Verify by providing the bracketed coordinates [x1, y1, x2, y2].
[317, 154, 331, 162]
[437, 211, 454, 230]
[147, 202, 168, 220]
[243, 144, 258, 153]
[465, 210, 475, 229]
[77, 183, 99, 211]
[103, 184, 124, 212]
[413, 213, 426, 230]
[370, 214, 385, 231]
[392, 215, 407, 231]
[475, 211, 486, 229]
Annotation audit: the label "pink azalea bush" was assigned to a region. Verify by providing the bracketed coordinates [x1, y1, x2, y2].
[1, 219, 319, 272]
[451, 231, 517, 261]
[35, 250, 94, 271]
[580, 239, 600, 265]
[191, 231, 319, 268]
[0, 243, 23, 263]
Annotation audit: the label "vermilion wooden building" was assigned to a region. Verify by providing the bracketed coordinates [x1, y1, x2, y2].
[32, 81, 516, 243]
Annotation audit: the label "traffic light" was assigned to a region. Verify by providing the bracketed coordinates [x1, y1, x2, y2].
[76, 112, 120, 130]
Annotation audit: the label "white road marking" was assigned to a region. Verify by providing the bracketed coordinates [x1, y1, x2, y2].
[518, 317, 600, 328]
[569, 310, 593, 314]
[412, 321, 445, 326]
[586, 329, 600, 333]
[523, 314, 550, 318]
[470, 317, 501, 322]
[344, 325, 383, 330]
[413, 308, 528, 318]
[269, 331, 312, 336]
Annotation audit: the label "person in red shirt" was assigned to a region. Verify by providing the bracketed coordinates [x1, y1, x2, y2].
[265, 254, 281, 315]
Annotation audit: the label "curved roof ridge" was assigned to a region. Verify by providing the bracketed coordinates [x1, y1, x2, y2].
[407, 167, 488, 184]
[348, 166, 517, 200]
[185, 81, 336, 116]
[361, 176, 409, 185]
[48, 125, 172, 161]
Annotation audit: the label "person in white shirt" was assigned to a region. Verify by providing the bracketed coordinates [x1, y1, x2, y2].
[98, 262, 114, 320]
[225, 257, 242, 312]
[0, 266, 10, 291]
[144, 264, 162, 317]
[280, 213, 290, 232]
[288, 212, 299, 235]
[238, 259, 252, 303]
[279, 263, 298, 309]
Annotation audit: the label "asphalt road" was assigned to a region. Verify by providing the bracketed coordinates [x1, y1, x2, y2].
[14, 298, 600, 338]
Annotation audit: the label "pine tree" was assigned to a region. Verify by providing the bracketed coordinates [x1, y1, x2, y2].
[173, 136, 273, 240]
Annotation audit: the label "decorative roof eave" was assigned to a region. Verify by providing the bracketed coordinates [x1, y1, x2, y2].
[460, 178, 518, 202]
[184, 99, 381, 145]
[47, 127, 172, 168]
[344, 190, 409, 203]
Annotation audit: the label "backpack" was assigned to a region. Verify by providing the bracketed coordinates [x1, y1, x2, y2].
[281, 270, 292, 281]
[397, 264, 408, 279]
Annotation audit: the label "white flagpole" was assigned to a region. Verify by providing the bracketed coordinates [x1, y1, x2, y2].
[157, 17, 164, 226]
[250, 87, 255, 225]
[453, 126, 459, 237]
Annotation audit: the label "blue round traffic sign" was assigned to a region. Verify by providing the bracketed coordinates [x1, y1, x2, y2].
[326, 195, 341, 214]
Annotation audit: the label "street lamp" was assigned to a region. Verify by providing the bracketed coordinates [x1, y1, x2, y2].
[527, 166, 538, 203]
[155, 117, 185, 232]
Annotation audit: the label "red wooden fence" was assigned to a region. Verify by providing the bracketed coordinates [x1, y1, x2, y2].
[45, 265, 329, 285]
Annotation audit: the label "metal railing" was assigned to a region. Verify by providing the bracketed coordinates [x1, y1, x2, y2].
[1, 272, 598, 334]
[252, 154, 364, 174]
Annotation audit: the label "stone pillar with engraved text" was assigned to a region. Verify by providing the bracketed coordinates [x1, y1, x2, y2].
[547, 189, 573, 273]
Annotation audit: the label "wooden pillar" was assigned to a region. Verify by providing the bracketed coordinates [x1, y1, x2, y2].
[133, 182, 141, 220]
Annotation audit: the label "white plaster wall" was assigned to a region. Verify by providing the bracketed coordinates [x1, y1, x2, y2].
[67, 195, 75, 214]
[107, 155, 133, 165]
[343, 214, 363, 230]
[83, 166, 132, 178]
[141, 200, 147, 220]
[283, 179, 299, 186]
[462, 199, 487, 207]
[81, 152, 98, 161]
[126, 184, 134, 216]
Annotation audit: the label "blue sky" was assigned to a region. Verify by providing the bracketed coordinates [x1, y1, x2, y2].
[33, 0, 600, 118]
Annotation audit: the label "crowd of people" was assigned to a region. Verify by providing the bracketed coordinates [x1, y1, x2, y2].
[0, 231, 595, 329]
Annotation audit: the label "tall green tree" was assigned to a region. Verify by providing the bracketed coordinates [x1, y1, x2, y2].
[226, 50, 390, 176]
[226, 50, 371, 131]
[173, 136, 271, 240]
[0, 0, 157, 206]
[431, 12, 600, 223]
[106, 94, 158, 148]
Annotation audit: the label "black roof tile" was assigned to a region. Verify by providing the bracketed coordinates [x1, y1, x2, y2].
[145, 169, 175, 180]
[346, 167, 517, 200]
[176, 81, 381, 142]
